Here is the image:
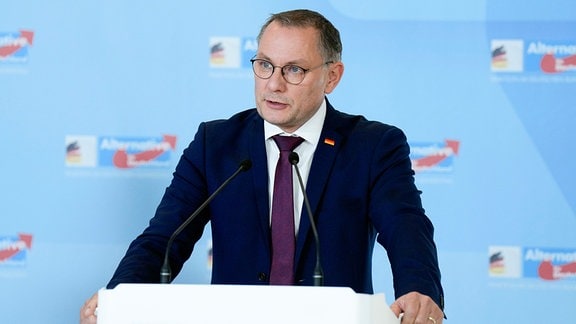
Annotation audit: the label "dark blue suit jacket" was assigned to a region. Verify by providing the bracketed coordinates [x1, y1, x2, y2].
[108, 99, 444, 309]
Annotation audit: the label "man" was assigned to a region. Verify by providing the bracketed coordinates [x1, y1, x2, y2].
[81, 9, 445, 324]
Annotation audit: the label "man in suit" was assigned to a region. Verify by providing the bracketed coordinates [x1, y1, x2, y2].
[81, 9, 444, 324]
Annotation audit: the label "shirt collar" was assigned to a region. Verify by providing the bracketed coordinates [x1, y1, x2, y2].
[264, 98, 326, 145]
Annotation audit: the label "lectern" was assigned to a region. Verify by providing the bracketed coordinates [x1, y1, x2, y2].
[97, 284, 400, 324]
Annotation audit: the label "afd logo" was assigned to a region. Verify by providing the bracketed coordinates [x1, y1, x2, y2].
[491, 39, 576, 74]
[66, 135, 177, 169]
[525, 247, 576, 281]
[0, 30, 34, 63]
[0, 233, 33, 265]
[209, 36, 257, 69]
[409, 140, 460, 173]
[526, 41, 576, 74]
[489, 246, 576, 281]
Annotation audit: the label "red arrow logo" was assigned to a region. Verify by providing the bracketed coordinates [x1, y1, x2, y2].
[0, 233, 33, 262]
[113, 135, 177, 169]
[541, 53, 576, 73]
[412, 140, 460, 170]
[538, 260, 576, 280]
[0, 30, 34, 58]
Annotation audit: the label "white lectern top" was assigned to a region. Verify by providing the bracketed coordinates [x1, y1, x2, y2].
[97, 284, 400, 324]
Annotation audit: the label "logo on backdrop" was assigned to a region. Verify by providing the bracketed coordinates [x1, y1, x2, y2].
[210, 37, 242, 68]
[527, 247, 576, 280]
[489, 246, 522, 278]
[209, 36, 257, 75]
[65, 134, 177, 169]
[490, 38, 576, 82]
[529, 41, 576, 74]
[0, 233, 33, 266]
[491, 39, 524, 72]
[489, 246, 576, 281]
[410, 139, 460, 173]
[0, 30, 34, 64]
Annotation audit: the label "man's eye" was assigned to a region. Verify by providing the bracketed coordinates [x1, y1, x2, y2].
[260, 61, 273, 69]
[285, 65, 303, 74]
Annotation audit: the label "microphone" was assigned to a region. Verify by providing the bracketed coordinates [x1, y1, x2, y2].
[289, 152, 323, 286]
[160, 159, 252, 283]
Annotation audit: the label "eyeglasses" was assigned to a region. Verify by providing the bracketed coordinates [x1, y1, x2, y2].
[250, 58, 333, 85]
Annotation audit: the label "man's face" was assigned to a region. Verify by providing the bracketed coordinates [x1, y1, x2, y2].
[254, 21, 343, 133]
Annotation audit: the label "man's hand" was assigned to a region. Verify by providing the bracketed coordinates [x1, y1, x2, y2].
[80, 292, 98, 324]
[390, 292, 443, 324]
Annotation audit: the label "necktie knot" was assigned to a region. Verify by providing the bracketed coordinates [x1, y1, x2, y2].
[272, 135, 304, 152]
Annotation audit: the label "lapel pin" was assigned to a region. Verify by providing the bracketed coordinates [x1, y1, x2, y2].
[323, 138, 335, 146]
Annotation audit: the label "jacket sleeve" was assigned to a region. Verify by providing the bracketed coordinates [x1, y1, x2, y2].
[369, 126, 444, 311]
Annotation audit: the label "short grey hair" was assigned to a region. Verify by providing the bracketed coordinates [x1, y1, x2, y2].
[257, 9, 342, 62]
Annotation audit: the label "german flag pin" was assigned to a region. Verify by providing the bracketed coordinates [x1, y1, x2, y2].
[323, 138, 335, 146]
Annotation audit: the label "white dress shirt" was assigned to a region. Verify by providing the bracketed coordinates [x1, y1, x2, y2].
[264, 99, 326, 235]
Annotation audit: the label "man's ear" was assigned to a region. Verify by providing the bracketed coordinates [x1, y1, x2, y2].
[324, 62, 344, 94]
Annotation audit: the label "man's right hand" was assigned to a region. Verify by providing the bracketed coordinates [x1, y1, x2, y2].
[80, 292, 98, 324]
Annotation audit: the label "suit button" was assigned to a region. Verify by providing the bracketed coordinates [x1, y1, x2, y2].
[258, 272, 268, 281]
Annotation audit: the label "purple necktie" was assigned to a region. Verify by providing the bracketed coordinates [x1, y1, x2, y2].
[269, 135, 304, 285]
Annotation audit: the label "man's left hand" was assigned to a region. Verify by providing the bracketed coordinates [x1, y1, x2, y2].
[390, 291, 443, 324]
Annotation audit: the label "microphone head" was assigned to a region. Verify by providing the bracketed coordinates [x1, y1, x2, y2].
[289, 152, 299, 165]
[240, 159, 252, 171]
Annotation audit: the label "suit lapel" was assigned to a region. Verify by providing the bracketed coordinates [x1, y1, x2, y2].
[247, 116, 273, 250]
[295, 104, 344, 263]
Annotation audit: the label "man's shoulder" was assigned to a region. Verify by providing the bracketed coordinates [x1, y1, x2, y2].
[205, 108, 261, 127]
[328, 106, 402, 137]
[227, 108, 261, 123]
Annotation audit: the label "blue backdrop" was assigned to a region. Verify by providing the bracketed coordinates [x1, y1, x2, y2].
[1, 1, 575, 323]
